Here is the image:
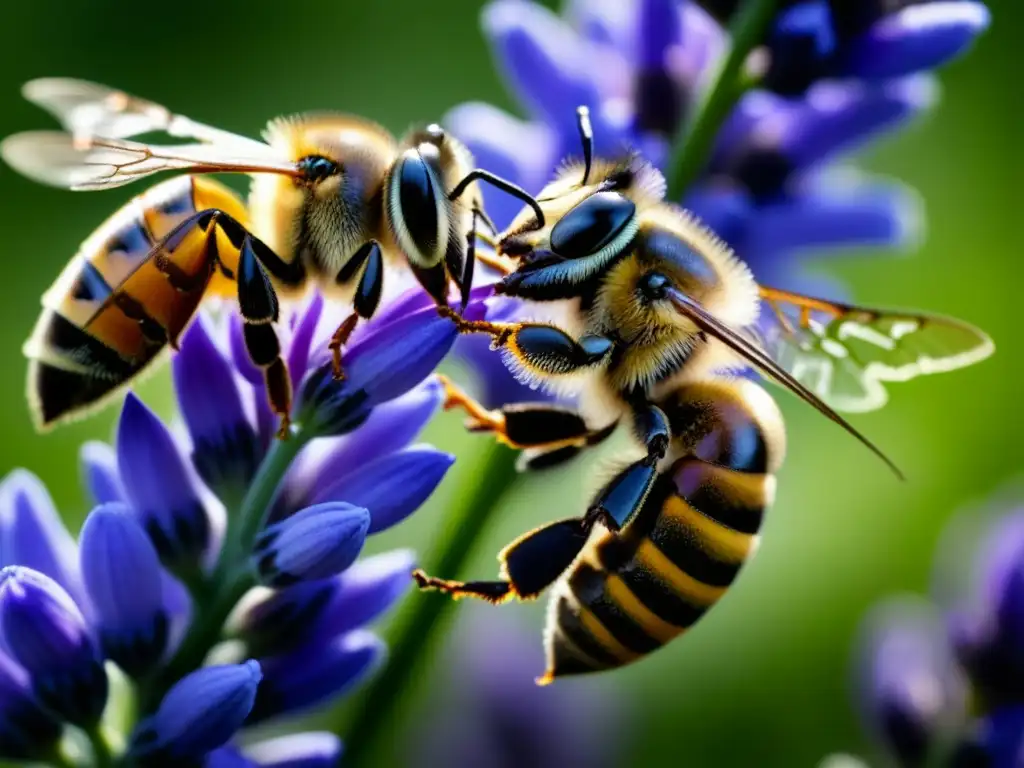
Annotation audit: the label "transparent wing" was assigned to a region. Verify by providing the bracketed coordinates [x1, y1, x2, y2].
[21, 77, 269, 151]
[1, 131, 301, 190]
[755, 286, 994, 412]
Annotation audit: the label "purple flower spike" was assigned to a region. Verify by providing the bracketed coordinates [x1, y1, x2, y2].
[858, 597, 967, 767]
[765, 2, 837, 95]
[245, 731, 343, 768]
[312, 447, 455, 534]
[842, 2, 991, 80]
[315, 549, 415, 638]
[0, 566, 107, 726]
[79, 503, 168, 677]
[117, 392, 211, 567]
[0, 469, 81, 601]
[173, 318, 261, 494]
[129, 660, 262, 762]
[298, 304, 468, 436]
[253, 503, 370, 587]
[0, 652, 62, 761]
[249, 630, 383, 724]
[79, 441, 127, 506]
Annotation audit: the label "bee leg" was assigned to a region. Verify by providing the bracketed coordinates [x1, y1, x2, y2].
[450, 209, 478, 313]
[237, 236, 292, 439]
[586, 403, 670, 531]
[413, 517, 589, 603]
[437, 374, 617, 469]
[329, 241, 384, 380]
[437, 311, 614, 376]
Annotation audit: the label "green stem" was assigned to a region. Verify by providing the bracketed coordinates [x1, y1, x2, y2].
[665, 0, 779, 200]
[139, 430, 308, 712]
[339, 445, 518, 768]
[84, 723, 114, 768]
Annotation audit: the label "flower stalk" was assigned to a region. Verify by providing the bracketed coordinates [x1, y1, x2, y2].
[665, 0, 778, 200]
[339, 444, 518, 767]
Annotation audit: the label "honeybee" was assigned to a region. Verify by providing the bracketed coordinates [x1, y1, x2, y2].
[414, 108, 994, 683]
[1, 78, 541, 435]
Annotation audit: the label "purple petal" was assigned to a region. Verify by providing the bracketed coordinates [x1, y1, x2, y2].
[173, 319, 261, 493]
[288, 293, 325, 389]
[483, 0, 625, 152]
[738, 180, 921, 259]
[787, 77, 938, 169]
[79, 503, 168, 676]
[0, 566, 107, 726]
[206, 747, 256, 768]
[765, 1, 837, 95]
[0, 651, 63, 761]
[230, 579, 340, 656]
[316, 549, 415, 637]
[842, 2, 990, 79]
[130, 661, 262, 761]
[79, 441, 127, 506]
[311, 447, 454, 534]
[0, 470, 81, 603]
[291, 377, 444, 506]
[253, 503, 370, 586]
[857, 597, 967, 766]
[249, 630, 383, 723]
[245, 732, 343, 768]
[117, 393, 211, 565]
[228, 315, 264, 385]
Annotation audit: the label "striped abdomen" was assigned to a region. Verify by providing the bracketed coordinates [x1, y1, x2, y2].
[25, 176, 248, 428]
[542, 378, 786, 682]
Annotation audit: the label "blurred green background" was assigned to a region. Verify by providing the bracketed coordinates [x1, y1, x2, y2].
[0, 1, 1019, 766]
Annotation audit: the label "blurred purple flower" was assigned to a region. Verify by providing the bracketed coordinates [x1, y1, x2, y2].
[702, 0, 989, 94]
[414, 609, 624, 768]
[853, 505, 1024, 767]
[0, 287, 475, 764]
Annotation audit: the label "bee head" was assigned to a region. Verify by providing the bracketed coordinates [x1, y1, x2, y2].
[497, 156, 666, 284]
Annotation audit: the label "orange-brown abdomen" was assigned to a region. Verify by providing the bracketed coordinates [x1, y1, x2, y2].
[24, 176, 248, 428]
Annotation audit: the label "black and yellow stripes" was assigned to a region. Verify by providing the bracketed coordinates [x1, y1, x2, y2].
[25, 176, 250, 428]
[542, 378, 784, 682]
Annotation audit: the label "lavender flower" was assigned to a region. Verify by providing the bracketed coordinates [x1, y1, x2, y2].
[0, 287, 474, 765]
[848, 506, 1024, 767]
[414, 610, 624, 768]
[703, 1, 989, 94]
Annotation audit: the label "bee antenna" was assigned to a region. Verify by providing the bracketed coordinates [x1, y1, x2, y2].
[576, 105, 593, 186]
[449, 169, 545, 229]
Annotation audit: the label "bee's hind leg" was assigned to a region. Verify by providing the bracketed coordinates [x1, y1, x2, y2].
[329, 241, 384, 380]
[414, 517, 591, 603]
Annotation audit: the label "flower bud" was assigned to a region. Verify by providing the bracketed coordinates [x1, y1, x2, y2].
[117, 393, 211, 567]
[79, 441, 127, 505]
[252, 503, 370, 587]
[79, 503, 168, 676]
[128, 660, 261, 761]
[0, 652, 62, 761]
[0, 566, 107, 726]
[249, 630, 382, 723]
[174, 319, 262, 494]
[311, 447, 454, 534]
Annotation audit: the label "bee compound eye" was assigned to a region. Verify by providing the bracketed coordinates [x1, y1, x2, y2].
[549, 191, 637, 259]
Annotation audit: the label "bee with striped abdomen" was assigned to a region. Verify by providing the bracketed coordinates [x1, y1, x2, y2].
[2, 78, 541, 434]
[414, 108, 994, 682]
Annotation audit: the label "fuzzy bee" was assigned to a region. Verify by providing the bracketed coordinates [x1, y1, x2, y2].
[415, 108, 995, 683]
[1, 79, 541, 435]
